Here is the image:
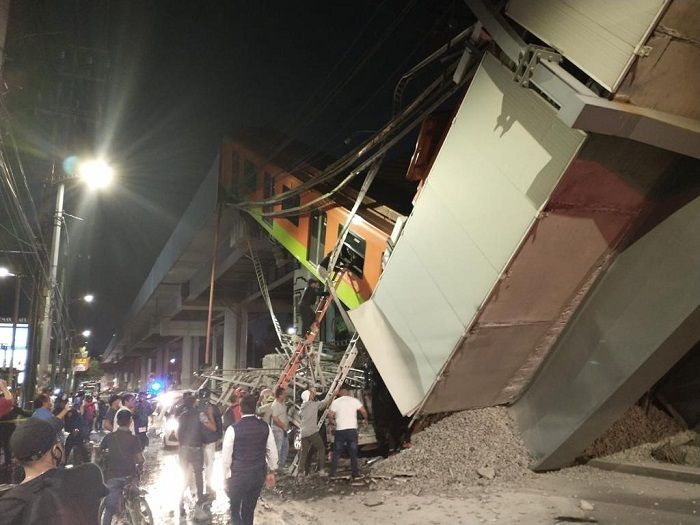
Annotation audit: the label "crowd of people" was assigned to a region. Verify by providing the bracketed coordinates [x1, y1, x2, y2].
[0, 378, 370, 525]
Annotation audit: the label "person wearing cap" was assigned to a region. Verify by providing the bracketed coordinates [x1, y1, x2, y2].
[0, 418, 107, 524]
[328, 383, 369, 480]
[298, 389, 330, 476]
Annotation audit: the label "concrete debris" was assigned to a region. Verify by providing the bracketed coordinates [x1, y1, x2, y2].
[363, 496, 384, 507]
[579, 499, 594, 511]
[477, 467, 496, 480]
[372, 407, 533, 493]
[584, 404, 683, 458]
[603, 430, 697, 464]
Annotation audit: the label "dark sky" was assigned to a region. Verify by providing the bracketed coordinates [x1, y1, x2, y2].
[1, 1, 473, 354]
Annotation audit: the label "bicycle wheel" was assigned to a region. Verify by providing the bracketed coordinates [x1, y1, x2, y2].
[128, 496, 154, 525]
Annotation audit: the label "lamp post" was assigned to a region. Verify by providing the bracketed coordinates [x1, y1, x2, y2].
[37, 158, 113, 389]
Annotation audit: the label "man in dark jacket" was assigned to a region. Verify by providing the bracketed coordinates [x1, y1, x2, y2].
[221, 394, 277, 525]
[63, 399, 91, 465]
[298, 278, 327, 336]
[0, 418, 107, 524]
[177, 394, 209, 520]
[99, 410, 144, 525]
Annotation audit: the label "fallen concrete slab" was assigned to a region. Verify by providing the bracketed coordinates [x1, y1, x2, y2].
[589, 458, 700, 484]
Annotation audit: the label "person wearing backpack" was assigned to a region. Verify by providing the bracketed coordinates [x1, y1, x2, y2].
[0, 418, 107, 524]
[197, 387, 222, 499]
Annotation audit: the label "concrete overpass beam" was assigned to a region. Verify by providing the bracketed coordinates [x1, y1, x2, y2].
[512, 192, 700, 470]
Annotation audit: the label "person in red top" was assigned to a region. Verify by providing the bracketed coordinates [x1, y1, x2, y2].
[223, 386, 245, 431]
[82, 395, 96, 432]
[0, 379, 14, 419]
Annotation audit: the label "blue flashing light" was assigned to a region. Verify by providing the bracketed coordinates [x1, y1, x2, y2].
[150, 381, 162, 393]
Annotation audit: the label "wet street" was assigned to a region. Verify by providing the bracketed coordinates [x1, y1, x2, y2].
[90, 430, 700, 525]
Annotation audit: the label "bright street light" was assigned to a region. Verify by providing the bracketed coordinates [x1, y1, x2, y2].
[81, 329, 91, 337]
[83, 294, 95, 303]
[78, 159, 114, 189]
[0, 267, 13, 278]
[169, 358, 176, 364]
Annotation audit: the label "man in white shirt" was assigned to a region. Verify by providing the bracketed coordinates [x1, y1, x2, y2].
[328, 384, 368, 479]
[222, 395, 277, 525]
[113, 393, 137, 436]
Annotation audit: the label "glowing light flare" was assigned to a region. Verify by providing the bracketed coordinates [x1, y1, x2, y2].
[83, 294, 95, 303]
[150, 381, 163, 392]
[78, 159, 114, 189]
[82, 329, 92, 337]
[0, 267, 12, 278]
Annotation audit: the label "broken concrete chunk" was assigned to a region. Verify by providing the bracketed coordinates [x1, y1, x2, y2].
[477, 467, 496, 480]
[579, 499, 594, 511]
[363, 496, 384, 507]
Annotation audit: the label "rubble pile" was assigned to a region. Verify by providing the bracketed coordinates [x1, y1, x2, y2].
[372, 407, 533, 491]
[584, 404, 684, 459]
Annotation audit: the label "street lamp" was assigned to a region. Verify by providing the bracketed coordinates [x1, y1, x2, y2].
[78, 159, 114, 189]
[83, 294, 95, 303]
[38, 157, 114, 388]
[81, 329, 91, 338]
[0, 267, 12, 278]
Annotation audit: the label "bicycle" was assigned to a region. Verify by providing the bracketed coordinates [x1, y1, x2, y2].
[99, 467, 154, 525]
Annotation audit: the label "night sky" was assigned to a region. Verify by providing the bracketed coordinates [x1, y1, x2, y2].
[1, 1, 473, 355]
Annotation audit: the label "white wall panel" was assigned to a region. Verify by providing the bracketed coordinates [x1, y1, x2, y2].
[350, 53, 585, 415]
[507, 0, 668, 92]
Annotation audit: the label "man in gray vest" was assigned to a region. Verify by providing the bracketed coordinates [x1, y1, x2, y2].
[221, 394, 278, 525]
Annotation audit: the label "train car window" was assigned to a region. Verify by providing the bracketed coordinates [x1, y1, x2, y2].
[308, 210, 327, 265]
[336, 226, 366, 277]
[243, 160, 258, 192]
[281, 185, 300, 226]
[263, 172, 274, 225]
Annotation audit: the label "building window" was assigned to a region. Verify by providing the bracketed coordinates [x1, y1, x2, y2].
[263, 172, 275, 225]
[243, 160, 258, 192]
[307, 210, 327, 265]
[336, 226, 366, 277]
[281, 185, 300, 226]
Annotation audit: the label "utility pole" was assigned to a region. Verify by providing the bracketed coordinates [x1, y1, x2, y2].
[38, 181, 65, 388]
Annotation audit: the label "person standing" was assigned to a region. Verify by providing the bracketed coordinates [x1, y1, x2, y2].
[223, 386, 245, 431]
[0, 418, 107, 524]
[270, 386, 289, 472]
[82, 395, 97, 433]
[102, 395, 121, 432]
[298, 389, 329, 476]
[221, 394, 277, 525]
[64, 398, 91, 465]
[99, 410, 144, 525]
[95, 398, 107, 432]
[114, 393, 137, 434]
[197, 387, 222, 498]
[176, 394, 208, 520]
[133, 392, 153, 450]
[328, 384, 368, 479]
